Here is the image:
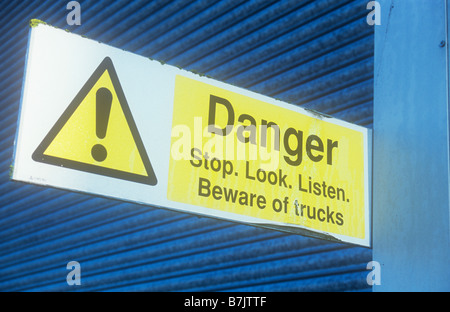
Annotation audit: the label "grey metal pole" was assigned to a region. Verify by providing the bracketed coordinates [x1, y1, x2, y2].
[373, 0, 450, 291]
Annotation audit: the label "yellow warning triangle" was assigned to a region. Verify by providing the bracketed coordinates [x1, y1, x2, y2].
[33, 57, 157, 185]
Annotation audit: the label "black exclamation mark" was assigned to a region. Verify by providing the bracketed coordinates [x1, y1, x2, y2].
[91, 87, 112, 162]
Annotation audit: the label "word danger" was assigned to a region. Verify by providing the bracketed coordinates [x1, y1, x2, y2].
[208, 94, 339, 167]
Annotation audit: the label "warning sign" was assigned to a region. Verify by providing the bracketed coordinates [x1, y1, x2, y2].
[32, 57, 157, 185]
[13, 23, 370, 246]
[168, 75, 369, 244]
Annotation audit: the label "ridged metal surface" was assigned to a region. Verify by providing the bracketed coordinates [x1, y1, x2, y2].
[0, 0, 373, 291]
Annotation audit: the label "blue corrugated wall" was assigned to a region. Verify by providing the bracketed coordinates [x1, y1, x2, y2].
[0, 0, 373, 291]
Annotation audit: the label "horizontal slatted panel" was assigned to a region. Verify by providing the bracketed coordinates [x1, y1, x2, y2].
[0, 0, 373, 292]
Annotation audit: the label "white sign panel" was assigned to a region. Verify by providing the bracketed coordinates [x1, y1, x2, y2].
[12, 22, 372, 247]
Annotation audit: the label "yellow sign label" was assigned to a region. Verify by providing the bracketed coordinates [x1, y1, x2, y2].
[168, 75, 367, 240]
[32, 57, 157, 185]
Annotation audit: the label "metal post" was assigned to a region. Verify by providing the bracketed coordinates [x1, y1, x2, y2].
[373, 0, 450, 291]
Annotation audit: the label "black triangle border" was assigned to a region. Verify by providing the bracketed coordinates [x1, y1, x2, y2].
[32, 57, 158, 186]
